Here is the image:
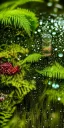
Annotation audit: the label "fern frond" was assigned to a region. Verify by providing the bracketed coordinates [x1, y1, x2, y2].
[0, 9, 38, 35]
[0, 74, 36, 103]
[0, 0, 43, 10]
[22, 53, 42, 64]
[0, 103, 16, 127]
[36, 62, 64, 79]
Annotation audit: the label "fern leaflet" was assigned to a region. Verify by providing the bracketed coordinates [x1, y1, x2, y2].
[36, 62, 64, 79]
[22, 53, 42, 64]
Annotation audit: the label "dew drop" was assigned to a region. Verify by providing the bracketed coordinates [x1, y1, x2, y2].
[34, 31, 37, 34]
[48, 81, 52, 85]
[54, 22, 58, 27]
[52, 32, 56, 35]
[39, 20, 43, 25]
[52, 83, 59, 89]
[47, 26, 49, 29]
[54, 48, 58, 51]
[51, 19, 54, 23]
[58, 53, 63, 57]
[47, 2, 53, 7]
[58, 97, 61, 101]
[37, 29, 41, 32]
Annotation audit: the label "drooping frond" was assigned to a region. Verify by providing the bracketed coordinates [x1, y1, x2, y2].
[0, 0, 43, 10]
[22, 53, 42, 64]
[36, 62, 64, 79]
[0, 9, 38, 35]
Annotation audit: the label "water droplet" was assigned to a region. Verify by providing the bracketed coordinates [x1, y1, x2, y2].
[55, 28, 58, 31]
[51, 19, 54, 23]
[52, 32, 56, 35]
[17, 57, 20, 60]
[48, 81, 52, 85]
[39, 20, 42, 25]
[54, 23, 58, 27]
[54, 48, 58, 51]
[37, 29, 41, 32]
[51, 25, 54, 29]
[26, 54, 28, 56]
[47, 2, 53, 7]
[33, 76, 36, 79]
[47, 26, 49, 29]
[58, 97, 61, 101]
[37, 47, 40, 50]
[52, 83, 59, 89]
[49, 30, 51, 33]
[34, 31, 37, 34]
[58, 53, 63, 57]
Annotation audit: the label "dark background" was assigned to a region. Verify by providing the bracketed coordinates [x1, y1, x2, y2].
[0, 0, 64, 4]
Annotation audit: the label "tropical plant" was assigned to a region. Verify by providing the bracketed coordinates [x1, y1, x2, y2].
[0, 43, 39, 127]
[0, 0, 42, 36]
[0, 9, 38, 36]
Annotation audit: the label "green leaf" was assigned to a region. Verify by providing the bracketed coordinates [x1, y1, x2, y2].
[36, 62, 64, 79]
[22, 53, 42, 64]
[0, 9, 38, 35]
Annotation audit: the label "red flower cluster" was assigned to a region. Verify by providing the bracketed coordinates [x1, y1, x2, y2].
[0, 62, 20, 75]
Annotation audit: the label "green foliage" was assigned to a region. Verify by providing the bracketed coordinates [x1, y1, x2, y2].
[4, 114, 27, 128]
[0, 43, 36, 127]
[0, 43, 29, 59]
[22, 53, 42, 64]
[0, 9, 38, 36]
[36, 62, 64, 79]
[0, 99, 16, 128]
[45, 88, 64, 104]
[0, 0, 43, 35]
[0, 74, 36, 103]
[0, 43, 36, 102]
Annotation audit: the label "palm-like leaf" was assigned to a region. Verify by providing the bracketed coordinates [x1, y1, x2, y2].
[0, 9, 38, 35]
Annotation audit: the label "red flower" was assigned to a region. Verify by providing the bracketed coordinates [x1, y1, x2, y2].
[7, 66, 20, 75]
[0, 62, 20, 75]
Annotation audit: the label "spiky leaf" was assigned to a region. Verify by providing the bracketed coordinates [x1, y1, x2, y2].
[36, 62, 64, 79]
